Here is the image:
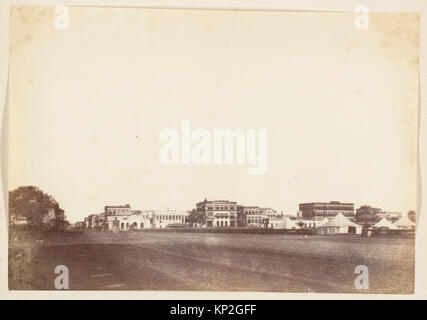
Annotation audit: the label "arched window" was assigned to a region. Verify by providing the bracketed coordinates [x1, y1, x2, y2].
[140, 222, 144, 229]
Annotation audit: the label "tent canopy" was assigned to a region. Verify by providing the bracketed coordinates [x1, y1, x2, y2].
[317, 217, 330, 226]
[394, 215, 415, 228]
[373, 218, 398, 230]
[321, 213, 361, 228]
[284, 217, 301, 229]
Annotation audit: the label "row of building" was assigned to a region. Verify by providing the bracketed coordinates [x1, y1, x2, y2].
[195, 199, 283, 228]
[81, 200, 286, 231]
[84, 205, 188, 231]
[78, 200, 416, 231]
[297, 201, 416, 225]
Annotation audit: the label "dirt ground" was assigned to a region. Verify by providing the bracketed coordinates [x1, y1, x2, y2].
[9, 230, 415, 293]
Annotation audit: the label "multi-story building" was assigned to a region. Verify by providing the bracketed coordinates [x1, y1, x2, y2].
[196, 199, 238, 227]
[103, 205, 150, 230]
[105, 204, 131, 216]
[262, 208, 280, 220]
[237, 206, 282, 228]
[299, 201, 354, 220]
[106, 212, 152, 230]
[85, 213, 106, 230]
[263, 209, 284, 228]
[100, 206, 188, 230]
[241, 206, 263, 226]
[356, 205, 382, 225]
[152, 210, 188, 229]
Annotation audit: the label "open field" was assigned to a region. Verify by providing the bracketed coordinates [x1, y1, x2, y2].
[9, 230, 415, 293]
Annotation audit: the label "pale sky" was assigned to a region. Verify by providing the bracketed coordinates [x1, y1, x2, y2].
[8, 6, 419, 222]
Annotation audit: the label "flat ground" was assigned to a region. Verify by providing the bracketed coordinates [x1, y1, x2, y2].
[9, 230, 415, 293]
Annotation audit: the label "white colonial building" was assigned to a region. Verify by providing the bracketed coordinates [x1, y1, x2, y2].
[152, 210, 188, 229]
[94, 205, 188, 231]
[106, 211, 153, 230]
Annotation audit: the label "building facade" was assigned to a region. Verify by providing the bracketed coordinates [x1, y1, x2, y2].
[241, 206, 263, 226]
[299, 201, 354, 220]
[152, 210, 188, 229]
[196, 199, 238, 227]
[265, 208, 284, 229]
[85, 213, 103, 229]
[106, 212, 152, 230]
[87, 205, 189, 231]
[236, 205, 283, 228]
[356, 205, 382, 225]
[105, 204, 131, 216]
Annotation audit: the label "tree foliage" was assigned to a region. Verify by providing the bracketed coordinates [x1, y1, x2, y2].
[9, 186, 62, 225]
[187, 208, 205, 226]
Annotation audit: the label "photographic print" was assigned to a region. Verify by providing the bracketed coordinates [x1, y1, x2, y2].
[6, 5, 419, 293]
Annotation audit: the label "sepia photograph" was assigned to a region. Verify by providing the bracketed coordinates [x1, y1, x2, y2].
[2, 2, 424, 298]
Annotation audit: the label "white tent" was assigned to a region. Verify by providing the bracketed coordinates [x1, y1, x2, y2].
[373, 218, 398, 230]
[317, 217, 330, 227]
[394, 215, 415, 229]
[317, 213, 362, 235]
[283, 217, 301, 229]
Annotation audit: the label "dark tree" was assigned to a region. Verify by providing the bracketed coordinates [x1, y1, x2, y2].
[9, 186, 62, 225]
[408, 210, 416, 223]
[187, 209, 205, 227]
